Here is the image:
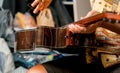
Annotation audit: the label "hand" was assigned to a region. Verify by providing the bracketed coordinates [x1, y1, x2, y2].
[84, 10, 100, 18]
[68, 24, 87, 33]
[68, 22, 101, 34]
[27, 64, 47, 73]
[68, 10, 100, 34]
[31, 0, 52, 14]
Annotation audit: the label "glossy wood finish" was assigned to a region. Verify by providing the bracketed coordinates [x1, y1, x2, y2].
[15, 12, 120, 51]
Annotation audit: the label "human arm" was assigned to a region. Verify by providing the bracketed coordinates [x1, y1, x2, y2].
[27, 64, 47, 73]
[31, 0, 52, 14]
[68, 10, 120, 34]
[68, 22, 101, 34]
[68, 10, 101, 34]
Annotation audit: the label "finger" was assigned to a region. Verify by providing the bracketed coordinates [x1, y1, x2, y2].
[75, 25, 86, 33]
[42, 0, 52, 10]
[33, 2, 43, 14]
[31, 0, 41, 7]
[68, 24, 75, 30]
[86, 10, 100, 17]
[69, 24, 80, 33]
[80, 17, 84, 19]
[68, 24, 73, 29]
[73, 25, 81, 33]
[68, 24, 75, 33]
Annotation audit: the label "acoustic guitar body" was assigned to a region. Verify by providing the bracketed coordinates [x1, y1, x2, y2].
[15, 29, 35, 51]
[36, 27, 67, 48]
[15, 26, 98, 51]
[14, 26, 73, 51]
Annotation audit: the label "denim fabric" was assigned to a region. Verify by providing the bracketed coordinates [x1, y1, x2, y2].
[0, 52, 5, 73]
[50, 0, 73, 27]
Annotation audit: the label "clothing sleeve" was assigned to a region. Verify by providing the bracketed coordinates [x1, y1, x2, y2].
[91, 0, 118, 12]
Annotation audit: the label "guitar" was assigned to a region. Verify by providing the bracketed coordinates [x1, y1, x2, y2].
[66, 11, 120, 46]
[14, 12, 120, 51]
[101, 53, 120, 68]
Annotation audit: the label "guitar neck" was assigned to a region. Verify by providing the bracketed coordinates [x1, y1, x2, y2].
[73, 12, 120, 27]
